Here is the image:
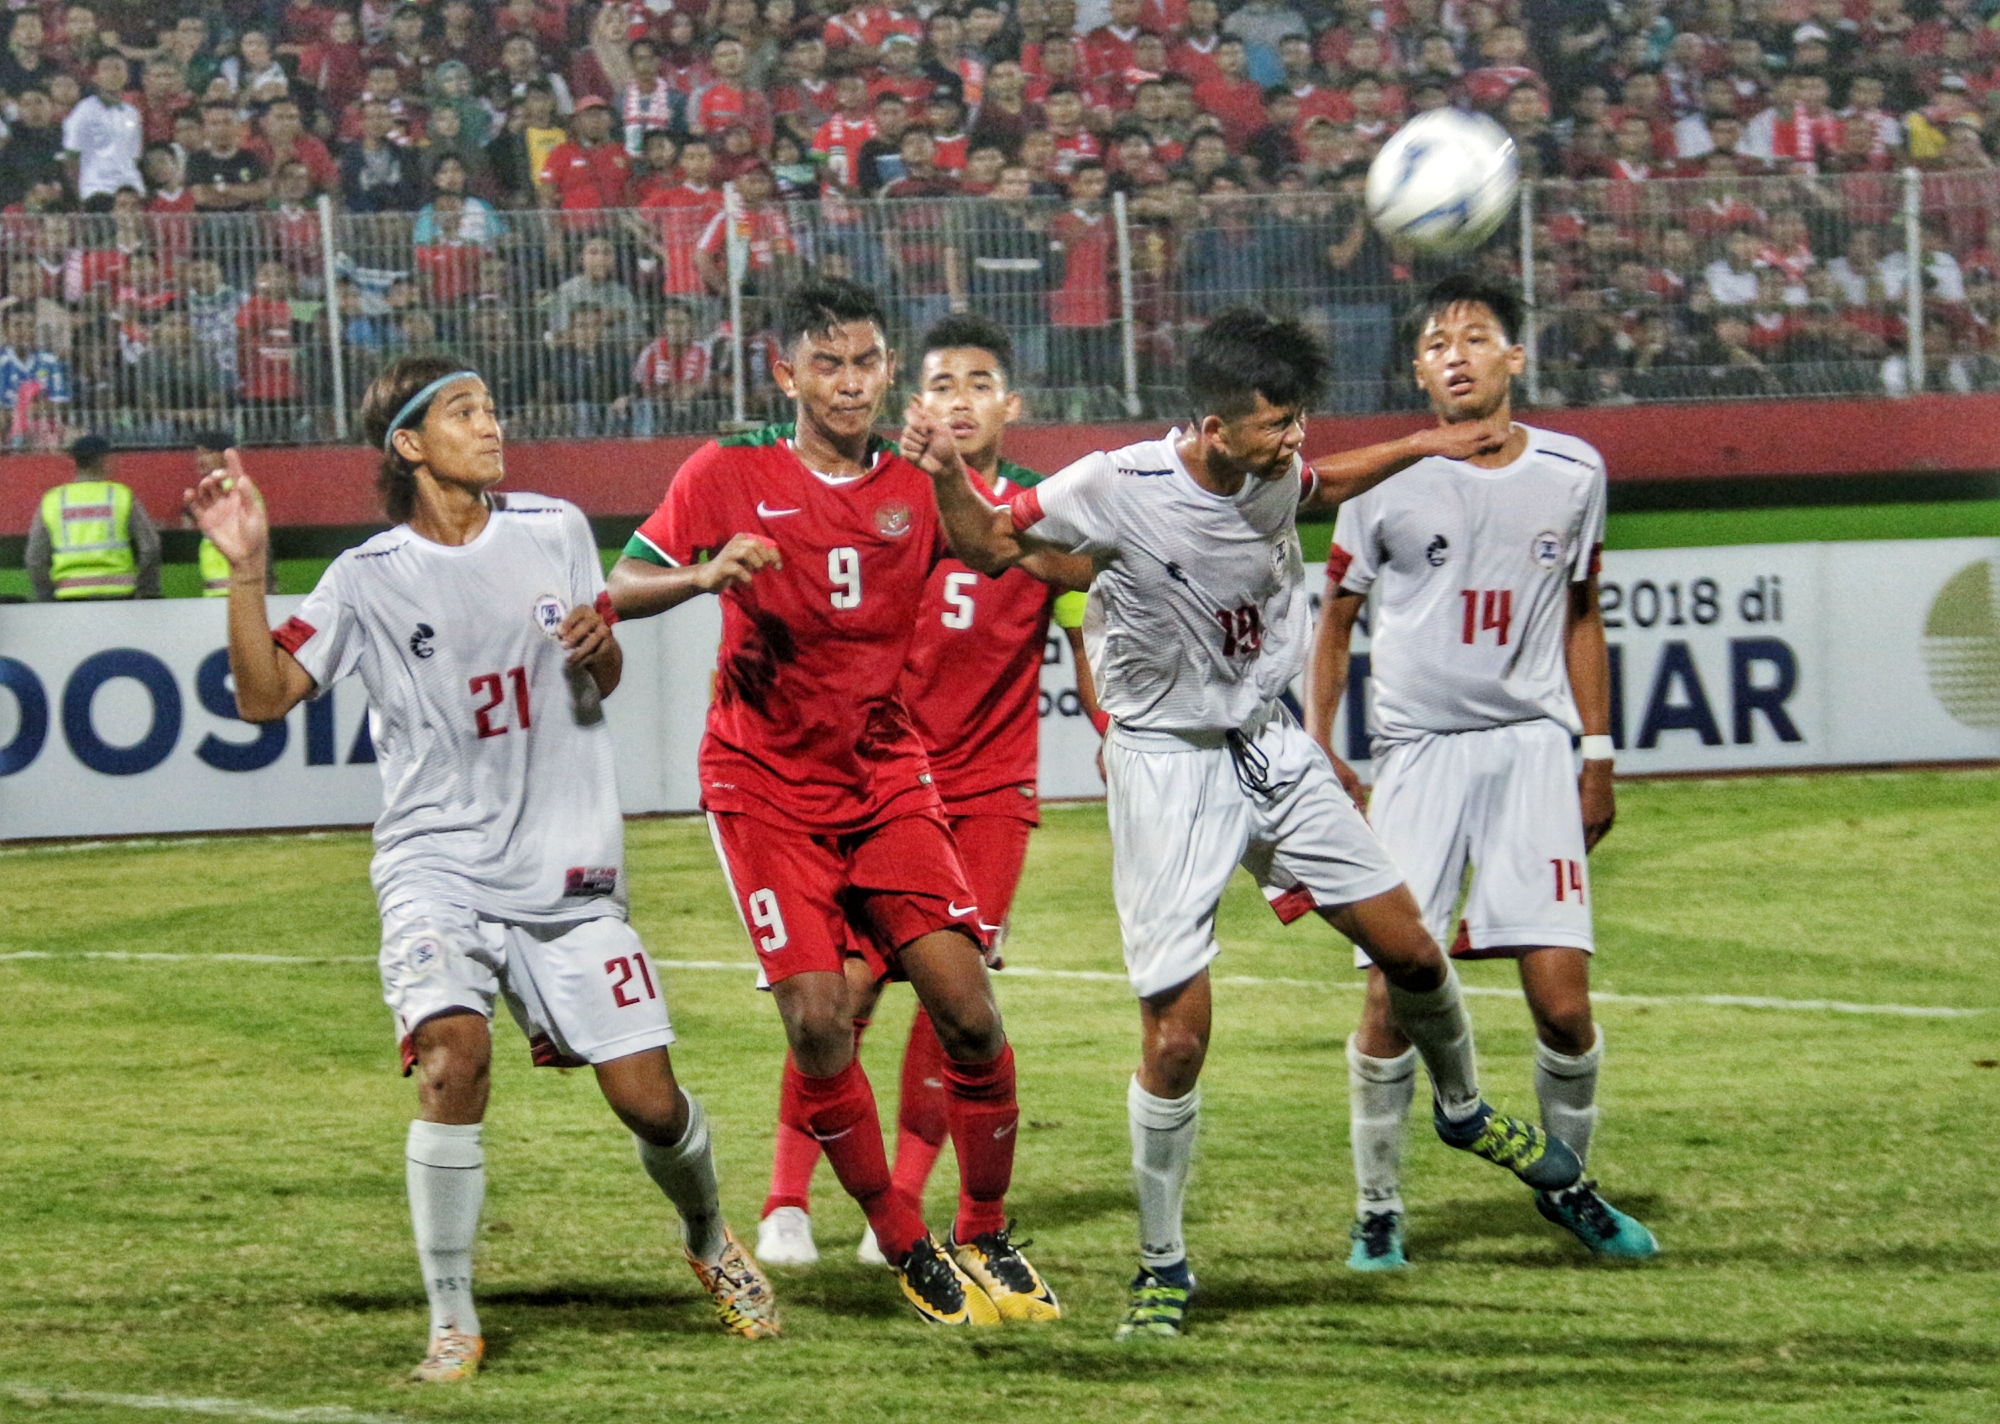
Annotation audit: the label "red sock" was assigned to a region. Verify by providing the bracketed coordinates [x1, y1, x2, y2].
[762, 1053, 824, 1218]
[944, 1043, 1017, 1243]
[761, 1023, 873, 1219]
[891, 1008, 950, 1209]
[793, 1057, 928, 1261]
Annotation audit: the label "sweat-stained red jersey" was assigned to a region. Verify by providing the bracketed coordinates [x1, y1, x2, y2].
[626, 421, 949, 834]
[898, 459, 1055, 820]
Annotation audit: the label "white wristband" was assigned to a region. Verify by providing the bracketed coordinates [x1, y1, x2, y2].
[1580, 735, 1616, 764]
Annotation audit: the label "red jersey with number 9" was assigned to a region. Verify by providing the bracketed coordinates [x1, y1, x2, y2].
[898, 459, 1056, 820]
[627, 422, 950, 833]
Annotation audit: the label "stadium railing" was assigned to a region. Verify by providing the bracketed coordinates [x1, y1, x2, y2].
[2, 168, 1984, 451]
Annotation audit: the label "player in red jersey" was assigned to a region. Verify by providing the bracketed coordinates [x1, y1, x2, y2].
[607, 278, 1073, 1327]
[752, 313, 1092, 1278]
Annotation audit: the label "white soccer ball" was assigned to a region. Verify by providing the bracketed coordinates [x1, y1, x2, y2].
[1365, 109, 1520, 256]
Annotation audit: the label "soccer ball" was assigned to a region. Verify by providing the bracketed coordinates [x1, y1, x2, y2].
[1365, 109, 1520, 256]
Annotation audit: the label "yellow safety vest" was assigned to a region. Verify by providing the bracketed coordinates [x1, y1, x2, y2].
[41, 480, 137, 599]
[199, 537, 231, 595]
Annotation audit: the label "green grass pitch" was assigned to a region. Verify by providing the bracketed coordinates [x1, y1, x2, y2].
[2, 770, 1997, 1423]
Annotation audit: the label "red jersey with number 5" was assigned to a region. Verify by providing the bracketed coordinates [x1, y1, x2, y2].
[626, 422, 949, 833]
[899, 459, 1055, 820]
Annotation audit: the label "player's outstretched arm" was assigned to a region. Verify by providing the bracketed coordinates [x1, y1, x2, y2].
[900, 401, 1026, 576]
[186, 453, 315, 723]
[1305, 587, 1368, 809]
[1300, 418, 1509, 516]
[1566, 573, 1616, 849]
[607, 533, 782, 621]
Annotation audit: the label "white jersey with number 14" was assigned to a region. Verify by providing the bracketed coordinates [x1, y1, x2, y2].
[1330, 423, 1607, 751]
[274, 494, 625, 923]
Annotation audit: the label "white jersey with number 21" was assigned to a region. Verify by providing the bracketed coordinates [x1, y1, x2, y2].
[1330, 424, 1607, 751]
[275, 494, 625, 923]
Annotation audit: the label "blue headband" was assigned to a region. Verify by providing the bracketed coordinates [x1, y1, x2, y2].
[382, 371, 482, 453]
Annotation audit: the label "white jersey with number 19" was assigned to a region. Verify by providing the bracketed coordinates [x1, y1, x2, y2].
[1330, 424, 1607, 752]
[274, 494, 626, 923]
[1008, 431, 1313, 735]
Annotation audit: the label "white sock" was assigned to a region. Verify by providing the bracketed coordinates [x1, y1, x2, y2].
[1534, 1026, 1604, 1168]
[1127, 1076, 1199, 1272]
[406, 1120, 484, 1339]
[1346, 1036, 1416, 1218]
[636, 1092, 727, 1264]
[1385, 968, 1482, 1121]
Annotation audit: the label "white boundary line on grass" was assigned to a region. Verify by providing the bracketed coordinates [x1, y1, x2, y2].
[0, 1381, 412, 1424]
[0, 951, 1982, 1018]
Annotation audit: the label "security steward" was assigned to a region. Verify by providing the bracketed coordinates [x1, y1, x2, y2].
[26, 434, 162, 601]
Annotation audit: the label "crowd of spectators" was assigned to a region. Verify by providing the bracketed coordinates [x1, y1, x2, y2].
[6, 0, 2000, 443]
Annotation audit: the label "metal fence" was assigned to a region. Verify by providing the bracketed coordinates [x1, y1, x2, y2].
[2, 169, 1993, 452]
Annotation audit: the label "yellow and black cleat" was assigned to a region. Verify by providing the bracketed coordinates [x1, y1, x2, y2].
[895, 1232, 1001, 1326]
[951, 1223, 1061, 1322]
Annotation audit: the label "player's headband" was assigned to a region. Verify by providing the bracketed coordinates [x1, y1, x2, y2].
[382, 370, 482, 453]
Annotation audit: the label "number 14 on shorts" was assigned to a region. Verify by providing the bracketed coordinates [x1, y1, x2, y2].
[1551, 858, 1585, 903]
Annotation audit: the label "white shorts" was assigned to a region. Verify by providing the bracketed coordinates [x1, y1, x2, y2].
[1105, 705, 1406, 999]
[380, 899, 675, 1074]
[1357, 719, 1594, 968]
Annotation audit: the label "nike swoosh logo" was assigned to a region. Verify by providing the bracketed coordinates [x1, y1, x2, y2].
[757, 501, 801, 517]
[993, 1122, 1016, 1139]
[948, 902, 977, 917]
[814, 1126, 854, 1143]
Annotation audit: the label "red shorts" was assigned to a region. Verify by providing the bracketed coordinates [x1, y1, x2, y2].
[947, 813, 1033, 956]
[708, 809, 987, 986]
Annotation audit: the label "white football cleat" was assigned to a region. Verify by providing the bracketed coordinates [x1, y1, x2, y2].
[754, 1206, 818, 1267]
[856, 1225, 887, 1266]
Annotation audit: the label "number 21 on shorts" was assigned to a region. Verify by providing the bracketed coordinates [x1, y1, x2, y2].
[604, 950, 659, 1007]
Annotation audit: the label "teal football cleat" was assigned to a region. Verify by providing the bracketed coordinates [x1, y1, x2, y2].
[1115, 1267, 1195, 1340]
[1346, 1211, 1408, 1272]
[1536, 1180, 1660, 1259]
[1434, 1100, 1583, 1193]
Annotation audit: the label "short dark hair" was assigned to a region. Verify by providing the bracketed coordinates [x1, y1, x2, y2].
[778, 274, 887, 350]
[921, 311, 1013, 379]
[1409, 273, 1524, 349]
[191, 428, 235, 452]
[1185, 308, 1327, 420]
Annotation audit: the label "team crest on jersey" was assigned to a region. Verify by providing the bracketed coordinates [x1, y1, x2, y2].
[533, 594, 567, 638]
[409, 937, 439, 970]
[408, 623, 436, 659]
[1531, 531, 1564, 567]
[1426, 535, 1450, 567]
[875, 501, 913, 538]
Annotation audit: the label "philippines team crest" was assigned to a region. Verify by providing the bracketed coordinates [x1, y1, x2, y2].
[533, 594, 567, 637]
[875, 501, 913, 538]
[1531, 531, 1564, 567]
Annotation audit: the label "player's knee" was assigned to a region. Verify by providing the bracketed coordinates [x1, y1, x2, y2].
[930, 1000, 1004, 1063]
[1533, 1003, 1595, 1058]
[784, 1003, 858, 1075]
[1144, 1023, 1207, 1096]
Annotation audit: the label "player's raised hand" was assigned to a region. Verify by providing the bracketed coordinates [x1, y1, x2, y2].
[1410, 418, 1510, 463]
[184, 448, 270, 569]
[899, 399, 966, 479]
[697, 532, 783, 594]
